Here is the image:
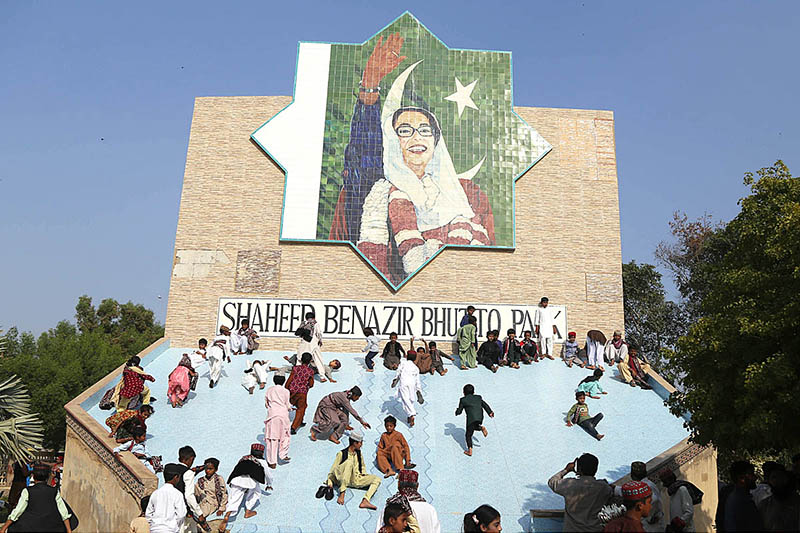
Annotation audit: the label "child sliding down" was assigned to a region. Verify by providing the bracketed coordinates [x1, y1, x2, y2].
[391, 351, 423, 427]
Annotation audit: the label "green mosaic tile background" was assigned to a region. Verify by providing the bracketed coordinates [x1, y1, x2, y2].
[316, 13, 548, 245]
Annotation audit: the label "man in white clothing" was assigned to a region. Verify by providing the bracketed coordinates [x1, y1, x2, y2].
[534, 297, 557, 360]
[393, 352, 422, 427]
[296, 312, 327, 379]
[375, 469, 440, 533]
[207, 327, 231, 388]
[147, 464, 187, 533]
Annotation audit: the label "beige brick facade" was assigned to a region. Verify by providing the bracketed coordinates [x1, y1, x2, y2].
[165, 96, 623, 350]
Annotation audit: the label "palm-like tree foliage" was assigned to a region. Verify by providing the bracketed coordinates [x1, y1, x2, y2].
[0, 375, 44, 462]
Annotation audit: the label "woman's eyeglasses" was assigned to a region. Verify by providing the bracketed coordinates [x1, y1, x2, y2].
[395, 124, 434, 138]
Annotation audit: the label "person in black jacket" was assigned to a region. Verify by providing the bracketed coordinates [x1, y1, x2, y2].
[381, 333, 406, 370]
[476, 331, 501, 373]
[0, 463, 73, 533]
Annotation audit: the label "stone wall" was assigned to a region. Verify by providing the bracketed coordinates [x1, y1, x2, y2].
[61, 339, 165, 533]
[62, 418, 156, 532]
[165, 97, 624, 349]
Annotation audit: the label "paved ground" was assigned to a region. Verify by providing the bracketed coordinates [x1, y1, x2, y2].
[87, 347, 687, 532]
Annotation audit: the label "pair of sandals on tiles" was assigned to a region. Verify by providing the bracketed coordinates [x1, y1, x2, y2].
[315, 484, 335, 500]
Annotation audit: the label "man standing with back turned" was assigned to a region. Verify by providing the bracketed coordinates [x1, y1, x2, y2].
[548, 453, 613, 531]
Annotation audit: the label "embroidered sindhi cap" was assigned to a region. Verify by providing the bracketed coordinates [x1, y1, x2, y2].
[621, 480, 652, 501]
[398, 469, 419, 484]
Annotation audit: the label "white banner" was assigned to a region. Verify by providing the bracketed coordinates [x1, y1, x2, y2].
[217, 298, 568, 342]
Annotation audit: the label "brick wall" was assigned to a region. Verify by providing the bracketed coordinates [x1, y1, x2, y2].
[165, 97, 623, 350]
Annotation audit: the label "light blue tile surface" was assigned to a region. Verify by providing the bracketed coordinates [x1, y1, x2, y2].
[86, 349, 687, 533]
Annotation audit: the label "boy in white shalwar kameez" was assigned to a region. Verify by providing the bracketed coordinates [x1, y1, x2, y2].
[252, 360, 270, 387]
[188, 338, 209, 370]
[392, 352, 423, 427]
[241, 360, 272, 394]
[296, 312, 327, 380]
[242, 367, 258, 394]
[207, 327, 231, 389]
[219, 443, 272, 532]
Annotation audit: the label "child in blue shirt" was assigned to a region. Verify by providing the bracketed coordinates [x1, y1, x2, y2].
[576, 369, 608, 399]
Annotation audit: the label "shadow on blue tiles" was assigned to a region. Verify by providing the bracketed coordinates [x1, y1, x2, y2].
[380, 399, 412, 427]
[226, 491, 271, 529]
[199, 369, 229, 382]
[608, 370, 629, 384]
[443, 422, 474, 451]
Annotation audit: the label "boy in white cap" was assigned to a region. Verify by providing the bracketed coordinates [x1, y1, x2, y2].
[316, 429, 382, 510]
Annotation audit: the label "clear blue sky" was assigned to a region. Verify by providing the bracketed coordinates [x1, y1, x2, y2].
[2, 1, 798, 335]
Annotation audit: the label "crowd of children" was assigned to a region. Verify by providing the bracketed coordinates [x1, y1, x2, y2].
[104, 301, 670, 532]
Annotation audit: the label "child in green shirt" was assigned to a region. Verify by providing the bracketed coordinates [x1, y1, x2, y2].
[566, 391, 604, 440]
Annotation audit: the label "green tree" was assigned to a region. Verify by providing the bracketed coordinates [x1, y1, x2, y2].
[0, 296, 163, 449]
[75, 295, 98, 333]
[622, 261, 686, 381]
[667, 161, 800, 454]
[655, 212, 720, 323]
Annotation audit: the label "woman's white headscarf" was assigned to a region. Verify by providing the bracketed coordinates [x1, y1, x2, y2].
[381, 61, 484, 232]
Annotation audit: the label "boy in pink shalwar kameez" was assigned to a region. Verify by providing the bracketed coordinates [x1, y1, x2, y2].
[264, 374, 292, 468]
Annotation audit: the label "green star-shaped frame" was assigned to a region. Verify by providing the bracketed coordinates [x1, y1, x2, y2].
[252, 12, 551, 290]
